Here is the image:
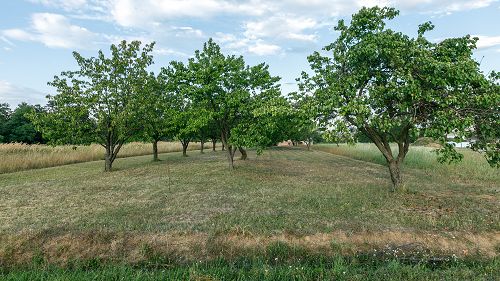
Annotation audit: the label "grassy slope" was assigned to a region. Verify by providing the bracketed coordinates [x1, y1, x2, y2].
[0, 146, 498, 279]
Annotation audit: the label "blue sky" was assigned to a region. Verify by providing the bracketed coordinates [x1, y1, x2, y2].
[1, 0, 500, 107]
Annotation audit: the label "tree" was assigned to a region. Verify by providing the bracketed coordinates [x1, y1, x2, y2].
[0, 103, 11, 142]
[468, 72, 500, 167]
[301, 7, 498, 191]
[140, 72, 176, 161]
[288, 92, 322, 150]
[3, 103, 44, 144]
[162, 61, 210, 157]
[30, 40, 154, 171]
[187, 39, 280, 168]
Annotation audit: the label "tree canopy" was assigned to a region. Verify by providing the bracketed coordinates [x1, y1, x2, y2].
[300, 6, 499, 190]
[30, 40, 155, 171]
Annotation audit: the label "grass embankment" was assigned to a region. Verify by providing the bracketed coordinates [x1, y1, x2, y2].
[0, 146, 498, 279]
[0, 142, 209, 174]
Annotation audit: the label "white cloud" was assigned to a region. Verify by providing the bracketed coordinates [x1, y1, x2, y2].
[154, 47, 189, 57]
[2, 13, 99, 49]
[248, 40, 282, 56]
[107, 0, 268, 28]
[474, 35, 500, 49]
[172, 26, 204, 38]
[0, 80, 47, 107]
[29, 0, 88, 11]
[244, 15, 319, 42]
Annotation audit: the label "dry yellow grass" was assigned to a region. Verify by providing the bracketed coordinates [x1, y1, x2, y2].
[0, 142, 207, 174]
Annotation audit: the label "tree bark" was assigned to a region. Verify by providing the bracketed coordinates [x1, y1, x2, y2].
[239, 147, 247, 160]
[152, 140, 159, 161]
[105, 151, 112, 172]
[104, 142, 123, 172]
[388, 160, 402, 192]
[212, 138, 217, 151]
[221, 129, 234, 169]
[200, 138, 205, 154]
[181, 140, 189, 157]
[222, 143, 225, 151]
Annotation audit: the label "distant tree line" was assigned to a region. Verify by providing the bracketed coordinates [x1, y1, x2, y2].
[0, 102, 45, 144]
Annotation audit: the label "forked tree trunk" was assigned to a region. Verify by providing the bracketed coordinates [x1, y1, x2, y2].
[200, 138, 205, 154]
[152, 140, 159, 161]
[104, 142, 123, 172]
[239, 147, 248, 160]
[362, 125, 411, 192]
[212, 138, 217, 151]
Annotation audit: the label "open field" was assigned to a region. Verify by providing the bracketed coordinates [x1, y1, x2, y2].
[0, 146, 499, 279]
[0, 142, 210, 174]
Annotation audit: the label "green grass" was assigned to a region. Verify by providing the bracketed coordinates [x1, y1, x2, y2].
[0, 147, 498, 235]
[314, 143, 499, 182]
[2, 256, 498, 281]
[0, 146, 498, 278]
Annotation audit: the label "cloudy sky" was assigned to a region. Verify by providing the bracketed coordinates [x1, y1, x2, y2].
[1, 0, 500, 107]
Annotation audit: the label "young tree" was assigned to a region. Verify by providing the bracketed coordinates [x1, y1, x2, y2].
[301, 7, 498, 191]
[140, 72, 176, 161]
[162, 61, 210, 157]
[187, 39, 280, 168]
[30, 40, 154, 171]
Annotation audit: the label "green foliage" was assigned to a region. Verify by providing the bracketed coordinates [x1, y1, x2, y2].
[300, 6, 499, 189]
[1, 103, 44, 144]
[185, 38, 281, 166]
[28, 40, 155, 171]
[0, 103, 10, 142]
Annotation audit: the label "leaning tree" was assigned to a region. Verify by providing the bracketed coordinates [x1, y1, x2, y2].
[301, 7, 499, 191]
[30, 40, 154, 171]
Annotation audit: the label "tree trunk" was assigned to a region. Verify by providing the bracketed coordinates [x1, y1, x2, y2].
[152, 140, 159, 161]
[221, 130, 234, 169]
[222, 143, 225, 151]
[212, 138, 217, 151]
[200, 138, 205, 154]
[105, 152, 113, 172]
[388, 160, 402, 192]
[104, 142, 123, 172]
[239, 147, 248, 160]
[181, 141, 189, 157]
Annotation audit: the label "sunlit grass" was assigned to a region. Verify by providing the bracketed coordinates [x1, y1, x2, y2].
[313, 143, 499, 182]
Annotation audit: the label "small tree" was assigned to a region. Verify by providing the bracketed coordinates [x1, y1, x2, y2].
[301, 7, 498, 191]
[162, 61, 210, 157]
[187, 39, 280, 168]
[141, 72, 176, 161]
[30, 40, 154, 171]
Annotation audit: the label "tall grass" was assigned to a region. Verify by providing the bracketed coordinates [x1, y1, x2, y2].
[0, 142, 209, 174]
[314, 143, 499, 182]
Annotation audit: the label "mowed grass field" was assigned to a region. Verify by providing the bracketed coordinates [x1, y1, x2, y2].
[0, 145, 499, 280]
